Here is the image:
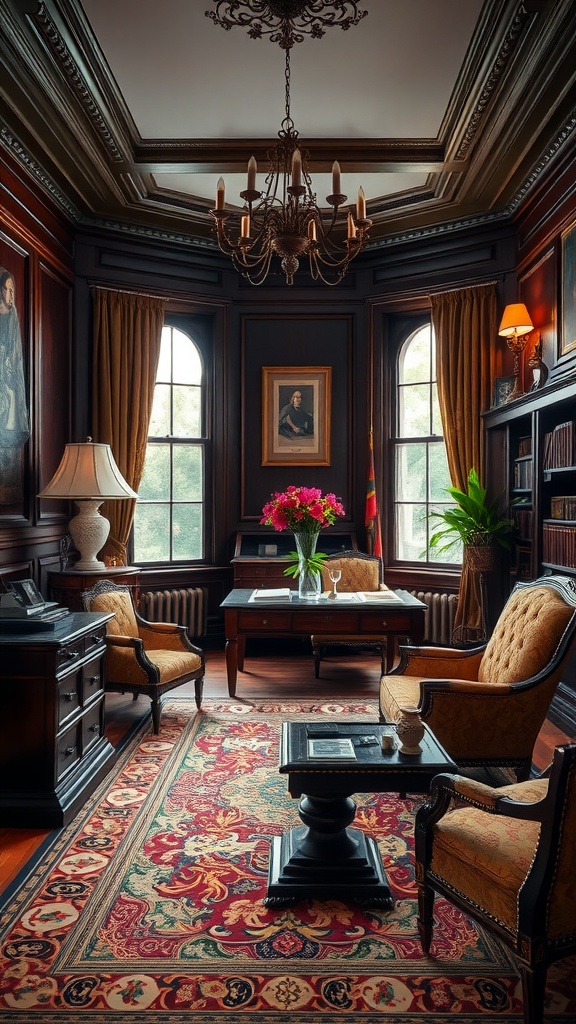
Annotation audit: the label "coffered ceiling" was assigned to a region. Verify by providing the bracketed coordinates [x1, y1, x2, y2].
[1, 0, 576, 251]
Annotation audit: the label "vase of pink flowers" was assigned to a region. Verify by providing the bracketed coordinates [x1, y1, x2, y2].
[261, 486, 345, 601]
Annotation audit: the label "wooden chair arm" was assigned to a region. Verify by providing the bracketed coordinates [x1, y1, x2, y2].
[106, 634, 143, 651]
[430, 773, 548, 821]
[393, 645, 485, 679]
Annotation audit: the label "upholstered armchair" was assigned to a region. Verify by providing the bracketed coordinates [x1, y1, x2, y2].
[311, 550, 386, 677]
[83, 580, 205, 733]
[414, 743, 576, 1024]
[380, 575, 576, 779]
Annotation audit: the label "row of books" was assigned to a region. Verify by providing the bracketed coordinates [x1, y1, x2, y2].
[550, 495, 576, 520]
[513, 457, 533, 490]
[517, 435, 533, 458]
[543, 420, 576, 470]
[514, 508, 534, 539]
[542, 523, 576, 568]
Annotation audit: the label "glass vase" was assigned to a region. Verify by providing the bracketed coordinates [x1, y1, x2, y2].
[294, 531, 322, 601]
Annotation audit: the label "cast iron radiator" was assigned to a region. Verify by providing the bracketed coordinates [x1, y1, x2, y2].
[409, 590, 458, 645]
[138, 587, 207, 638]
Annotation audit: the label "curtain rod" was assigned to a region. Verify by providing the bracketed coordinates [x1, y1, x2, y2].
[428, 280, 498, 299]
[89, 284, 167, 302]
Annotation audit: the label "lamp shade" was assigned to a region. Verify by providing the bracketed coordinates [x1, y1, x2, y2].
[498, 303, 534, 338]
[38, 441, 137, 500]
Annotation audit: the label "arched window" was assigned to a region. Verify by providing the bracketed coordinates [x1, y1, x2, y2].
[394, 323, 458, 564]
[132, 324, 206, 563]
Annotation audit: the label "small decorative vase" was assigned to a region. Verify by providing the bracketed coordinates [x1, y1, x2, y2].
[396, 707, 425, 754]
[294, 530, 322, 601]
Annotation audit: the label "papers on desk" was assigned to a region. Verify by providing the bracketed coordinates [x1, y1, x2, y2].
[321, 592, 363, 602]
[250, 588, 292, 601]
[357, 590, 404, 602]
[307, 737, 357, 760]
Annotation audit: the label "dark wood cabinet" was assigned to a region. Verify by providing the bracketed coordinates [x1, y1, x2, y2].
[232, 531, 357, 589]
[0, 612, 116, 828]
[49, 567, 140, 611]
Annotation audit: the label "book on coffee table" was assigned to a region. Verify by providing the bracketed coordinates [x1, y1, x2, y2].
[307, 738, 357, 760]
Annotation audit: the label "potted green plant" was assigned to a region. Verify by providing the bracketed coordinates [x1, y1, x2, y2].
[429, 468, 514, 571]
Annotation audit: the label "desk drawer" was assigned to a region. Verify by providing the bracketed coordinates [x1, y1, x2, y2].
[360, 613, 415, 633]
[82, 656, 104, 704]
[295, 612, 359, 632]
[57, 676, 80, 726]
[56, 722, 80, 780]
[238, 611, 292, 630]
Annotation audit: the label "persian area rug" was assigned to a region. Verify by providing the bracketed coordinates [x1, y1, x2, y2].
[0, 699, 574, 1024]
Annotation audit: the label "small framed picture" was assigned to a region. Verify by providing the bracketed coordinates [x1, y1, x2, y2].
[9, 579, 45, 607]
[561, 219, 576, 356]
[493, 375, 515, 407]
[261, 366, 331, 466]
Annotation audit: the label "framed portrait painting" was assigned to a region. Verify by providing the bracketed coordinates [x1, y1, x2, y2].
[561, 220, 576, 356]
[262, 366, 331, 466]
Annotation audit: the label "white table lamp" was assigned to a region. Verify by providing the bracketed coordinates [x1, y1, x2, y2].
[38, 439, 137, 571]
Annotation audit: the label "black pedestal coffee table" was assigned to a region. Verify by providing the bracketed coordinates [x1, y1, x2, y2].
[265, 720, 456, 908]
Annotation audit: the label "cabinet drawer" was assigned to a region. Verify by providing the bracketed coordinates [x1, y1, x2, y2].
[57, 676, 80, 726]
[56, 722, 80, 780]
[296, 612, 359, 632]
[82, 657, 104, 704]
[56, 641, 83, 672]
[83, 626, 107, 656]
[237, 611, 292, 630]
[82, 700, 104, 753]
[360, 613, 416, 633]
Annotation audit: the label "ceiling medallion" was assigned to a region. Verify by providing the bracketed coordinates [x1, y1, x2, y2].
[205, 1, 367, 50]
[206, 1, 370, 286]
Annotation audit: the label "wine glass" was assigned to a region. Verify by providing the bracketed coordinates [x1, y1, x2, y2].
[328, 567, 342, 599]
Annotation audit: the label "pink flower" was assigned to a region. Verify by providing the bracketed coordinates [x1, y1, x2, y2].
[260, 486, 346, 533]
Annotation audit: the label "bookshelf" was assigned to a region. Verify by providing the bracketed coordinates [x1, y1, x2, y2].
[484, 377, 576, 585]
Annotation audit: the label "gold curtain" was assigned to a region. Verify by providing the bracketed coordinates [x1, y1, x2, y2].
[92, 288, 165, 564]
[431, 283, 497, 643]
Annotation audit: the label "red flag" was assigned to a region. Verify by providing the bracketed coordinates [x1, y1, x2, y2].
[365, 433, 383, 559]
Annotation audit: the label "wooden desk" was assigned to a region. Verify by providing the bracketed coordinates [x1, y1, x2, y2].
[49, 566, 140, 612]
[220, 589, 426, 696]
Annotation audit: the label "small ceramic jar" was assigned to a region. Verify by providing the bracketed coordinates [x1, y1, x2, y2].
[396, 706, 425, 754]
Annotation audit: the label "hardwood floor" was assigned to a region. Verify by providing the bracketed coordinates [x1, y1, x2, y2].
[0, 643, 572, 898]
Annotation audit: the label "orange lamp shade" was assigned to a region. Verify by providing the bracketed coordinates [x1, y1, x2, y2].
[498, 303, 533, 338]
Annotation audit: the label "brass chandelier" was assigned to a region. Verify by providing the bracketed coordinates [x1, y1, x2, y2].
[206, 1, 371, 286]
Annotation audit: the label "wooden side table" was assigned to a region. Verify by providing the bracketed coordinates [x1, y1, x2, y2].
[49, 567, 140, 611]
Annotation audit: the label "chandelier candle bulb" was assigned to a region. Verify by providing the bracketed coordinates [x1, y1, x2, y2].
[347, 211, 357, 239]
[247, 156, 257, 192]
[291, 149, 302, 187]
[308, 219, 317, 242]
[357, 186, 366, 220]
[332, 161, 341, 195]
[216, 177, 225, 210]
[241, 214, 250, 238]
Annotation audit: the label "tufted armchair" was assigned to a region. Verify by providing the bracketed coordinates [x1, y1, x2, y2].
[311, 550, 388, 677]
[414, 743, 576, 1024]
[380, 575, 576, 779]
[83, 580, 205, 733]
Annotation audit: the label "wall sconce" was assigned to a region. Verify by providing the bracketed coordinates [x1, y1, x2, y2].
[38, 439, 137, 571]
[498, 302, 534, 402]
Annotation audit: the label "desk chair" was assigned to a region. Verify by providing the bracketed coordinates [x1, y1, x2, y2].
[311, 550, 387, 677]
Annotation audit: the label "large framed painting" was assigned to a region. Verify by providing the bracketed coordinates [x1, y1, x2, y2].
[0, 245, 30, 511]
[262, 366, 331, 466]
[561, 220, 576, 356]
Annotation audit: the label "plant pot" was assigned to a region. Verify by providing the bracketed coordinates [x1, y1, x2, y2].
[464, 544, 498, 574]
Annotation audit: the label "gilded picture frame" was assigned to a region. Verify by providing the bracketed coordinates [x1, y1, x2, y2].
[262, 366, 331, 466]
[561, 219, 576, 356]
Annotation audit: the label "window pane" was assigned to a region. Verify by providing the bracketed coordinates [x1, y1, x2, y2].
[399, 382, 431, 437]
[428, 502, 462, 564]
[396, 443, 427, 501]
[428, 443, 451, 500]
[173, 445, 203, 501]
[399, 325, 431, 384]
[133, 504, 171, 562]
[138, 445, 170, 500]
[396, 503, 427, 561]
[173, 384, 201, 437]
[148, 384, 170, 436]
[173, 503, 202, 560]
[173, 330, 202, 385]
[156, 331, 172, 382]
